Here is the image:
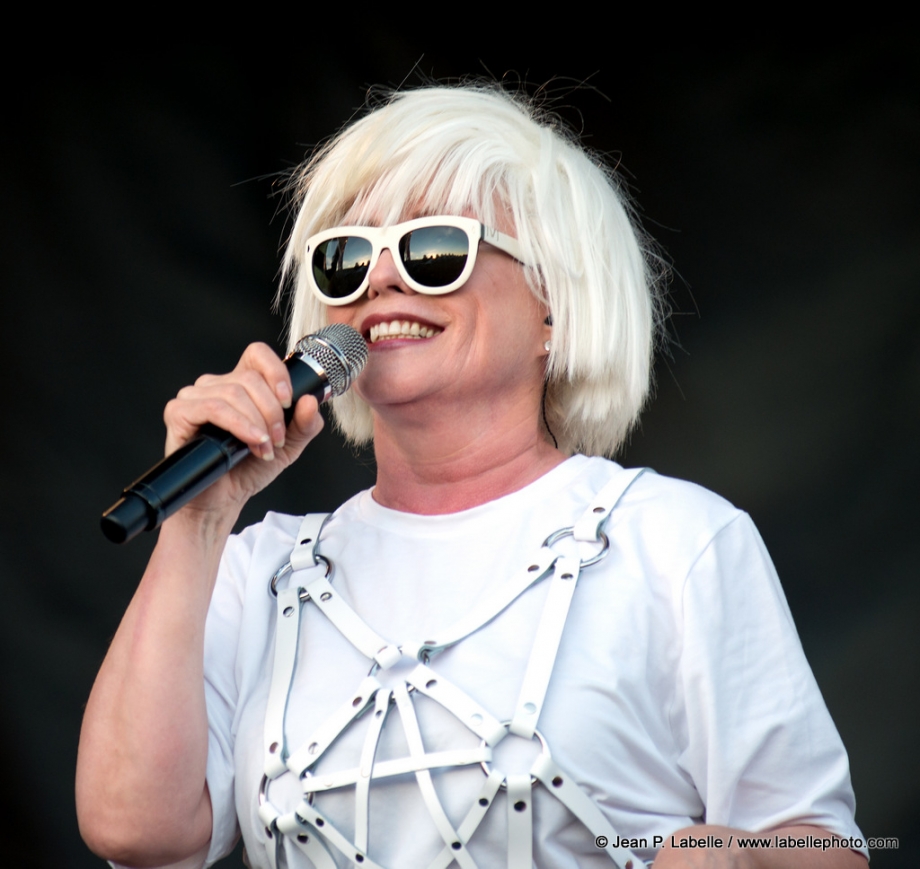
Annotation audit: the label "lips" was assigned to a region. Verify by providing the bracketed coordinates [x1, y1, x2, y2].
[368, 319, 442, 344]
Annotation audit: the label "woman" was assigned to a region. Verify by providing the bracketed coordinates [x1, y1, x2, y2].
[76, 85, 867, 869]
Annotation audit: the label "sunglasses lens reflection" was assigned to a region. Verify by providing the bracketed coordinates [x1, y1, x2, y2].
[312, 225, 473, 299]
[313, 236, 373, 298]
[400, 225, 469, 287]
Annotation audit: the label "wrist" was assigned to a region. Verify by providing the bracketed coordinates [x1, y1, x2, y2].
[160, 501, 240, 554]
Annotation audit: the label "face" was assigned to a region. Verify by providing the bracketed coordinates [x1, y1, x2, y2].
[324, 211, 550, 427]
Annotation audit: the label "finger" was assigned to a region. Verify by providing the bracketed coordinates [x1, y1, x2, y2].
[288, 395, 325, 445]
[232, 344, 306, 449]
[182, 345, 292, 453]
[213, 369, 290, 452]
[164, 389, 274, 459]
[235, 342, 295, 411]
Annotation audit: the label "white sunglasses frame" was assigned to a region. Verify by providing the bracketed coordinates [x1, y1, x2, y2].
[304, 215, 530, 306]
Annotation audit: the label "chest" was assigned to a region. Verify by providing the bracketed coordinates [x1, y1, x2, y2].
[231, 534, 696, 868]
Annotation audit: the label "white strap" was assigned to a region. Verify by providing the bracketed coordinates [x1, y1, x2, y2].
[573, 467, 647, 542]
[405, 545, 558, 657]
[256, 798, 282, 869]
[263, 585, 304, 778]
[354, 688, 391, 853]
[283, 820, 338, 869]
[510, 554, 581, 738]
[506, 775, 533, 869]
[304, 574, 401, 668]
[289, 513, 327, 570]
[531, 753, 647, 869]
[303, 746, 492, 794]
[393, 684, 479, 869]
[286, 676, 381, 774]
[278, 803, 382, 869]
[426, 770, 504, 869]
[262, 512, 330, 780]
[407, 663, 508, 746]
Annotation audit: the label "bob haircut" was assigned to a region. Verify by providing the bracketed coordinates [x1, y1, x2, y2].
[281, 84, 664, 456]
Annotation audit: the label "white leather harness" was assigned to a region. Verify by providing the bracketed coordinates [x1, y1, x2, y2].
[256, 469, 649, 869]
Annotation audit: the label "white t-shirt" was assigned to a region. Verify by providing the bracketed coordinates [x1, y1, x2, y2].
[201, 456, 863, 867]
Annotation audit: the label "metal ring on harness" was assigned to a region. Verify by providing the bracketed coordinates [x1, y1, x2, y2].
[260, 772, 315, 809]
[270, 554, 334, 599]
[542, 527, 610, 567]
[479, 725, 550, 788]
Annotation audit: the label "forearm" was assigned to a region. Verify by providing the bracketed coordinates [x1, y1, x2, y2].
[654, 824, 868, 869]
[76, 508, 237, 866]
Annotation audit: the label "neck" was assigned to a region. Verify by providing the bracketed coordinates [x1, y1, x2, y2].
[370, 395, 567, 514]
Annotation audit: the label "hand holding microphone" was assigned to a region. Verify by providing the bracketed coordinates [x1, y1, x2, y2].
[101, 325, 368, 543]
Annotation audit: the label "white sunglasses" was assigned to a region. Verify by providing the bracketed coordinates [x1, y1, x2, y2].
[305, 216, 530, 306]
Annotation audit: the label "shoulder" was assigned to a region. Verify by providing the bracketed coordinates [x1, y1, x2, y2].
[578, 456, 745, 537]
[217, 510, 334, 598]
[223, 511, 305, 565]
[573, 457, 758, 584]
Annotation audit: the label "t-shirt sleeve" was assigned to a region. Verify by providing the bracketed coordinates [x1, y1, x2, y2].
[200, 529, 256, 864]
[672, 512, 865, 846]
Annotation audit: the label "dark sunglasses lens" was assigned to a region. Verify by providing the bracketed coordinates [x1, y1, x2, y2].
[313, 236, 373, 298]
[399, 225, 470, 287]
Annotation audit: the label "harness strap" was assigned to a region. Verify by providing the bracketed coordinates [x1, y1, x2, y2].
[404, 545, 558, 659]
[289, 513, 327, 570]
[510, 553, 581, 739]
[256, 797, 283, 869]
[393, 683, 479, 869]
[279, 802, 382, 869]
[510, 467, 648, 741]
[407, 663, 507, 746]
[264, 584, 305, 778]
[355, 688, 392, 853]
[286, 675, 381, 775]
[506, 774, 533, 869]
[304, 573, 401, 669]
[573, 468, 648, 542]
[303, 746, 492, 795]
[426, 770, 504, 869]
[531, 753, 642, 869]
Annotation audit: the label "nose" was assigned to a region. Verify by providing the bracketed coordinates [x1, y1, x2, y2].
[366, 248, 415, 300]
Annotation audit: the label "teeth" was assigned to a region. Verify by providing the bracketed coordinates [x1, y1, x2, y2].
[369, 320, 441, 343]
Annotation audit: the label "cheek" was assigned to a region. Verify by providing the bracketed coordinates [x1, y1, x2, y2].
[323, 304, 360, 330]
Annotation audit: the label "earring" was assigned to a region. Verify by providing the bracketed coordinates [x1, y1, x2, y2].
[544, 339, 551, 352]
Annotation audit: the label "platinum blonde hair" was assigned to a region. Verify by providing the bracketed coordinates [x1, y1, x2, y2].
[281, 84, 665, 456]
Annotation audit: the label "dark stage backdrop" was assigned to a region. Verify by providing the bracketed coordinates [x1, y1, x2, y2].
[1, 38, 916, 868]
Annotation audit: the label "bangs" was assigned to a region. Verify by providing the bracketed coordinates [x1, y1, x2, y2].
[342, 151, 507, 232]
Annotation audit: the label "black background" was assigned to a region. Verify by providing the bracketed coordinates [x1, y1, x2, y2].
[1, 35, 916, 867]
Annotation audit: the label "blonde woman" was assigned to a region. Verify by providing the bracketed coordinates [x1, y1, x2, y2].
[77, 85, 866, 869]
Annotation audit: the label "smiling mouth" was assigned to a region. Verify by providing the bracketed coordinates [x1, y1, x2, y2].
[368, 320, 443, 344]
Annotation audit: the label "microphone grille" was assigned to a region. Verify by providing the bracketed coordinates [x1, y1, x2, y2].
[293, 324, 368, 397]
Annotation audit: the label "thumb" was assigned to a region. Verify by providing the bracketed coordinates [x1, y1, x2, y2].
[285, 395, 325, 452]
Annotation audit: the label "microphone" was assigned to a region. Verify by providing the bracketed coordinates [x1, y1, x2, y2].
[100, 324, 368, 544]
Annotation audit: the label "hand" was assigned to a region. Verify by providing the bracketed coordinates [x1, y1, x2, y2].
[162, 342, 324, 518]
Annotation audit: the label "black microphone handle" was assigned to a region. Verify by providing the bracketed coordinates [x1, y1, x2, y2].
[100, 354, 328, 544]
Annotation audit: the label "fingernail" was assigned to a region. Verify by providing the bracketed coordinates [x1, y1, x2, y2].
[277, 382, 292, 410]
[271, 422, 285, 448]
[261, 448, 275, 462]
